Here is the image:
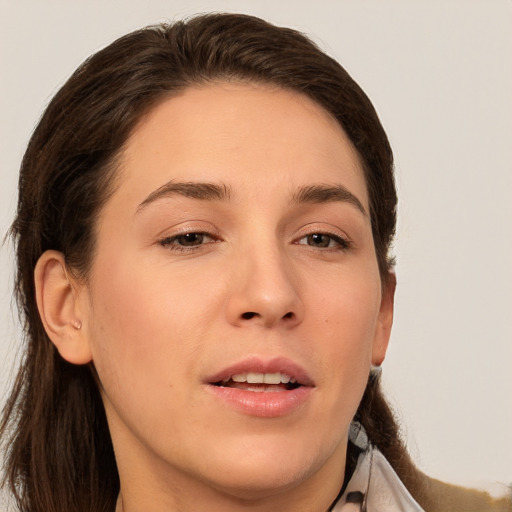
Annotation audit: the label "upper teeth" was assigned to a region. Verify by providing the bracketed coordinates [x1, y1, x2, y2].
[224, 372, 297, 384]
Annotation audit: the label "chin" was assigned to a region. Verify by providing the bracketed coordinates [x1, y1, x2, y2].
[195, 433, 338, 500]
[206, 461, 312, 501]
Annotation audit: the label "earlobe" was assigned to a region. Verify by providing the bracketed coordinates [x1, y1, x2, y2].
[371, 271, 396, 367]
[34, 250, 92, 365]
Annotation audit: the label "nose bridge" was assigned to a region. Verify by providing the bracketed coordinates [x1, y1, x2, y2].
[227, 235, 304, 328]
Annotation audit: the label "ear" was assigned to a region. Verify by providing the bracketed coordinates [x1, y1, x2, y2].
[371, 271, 396, 367]
[34, 250, 92, 365]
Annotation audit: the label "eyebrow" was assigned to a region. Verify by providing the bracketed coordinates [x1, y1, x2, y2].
[291, 184, 367, 216]
[136, 180, 366, 216]
[137, 181, 231, 212]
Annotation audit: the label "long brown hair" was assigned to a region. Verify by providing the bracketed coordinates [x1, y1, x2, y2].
[1, 13, 431, 512]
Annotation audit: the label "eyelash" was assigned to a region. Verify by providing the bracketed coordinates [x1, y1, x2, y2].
[295, 232, 351, 251]
[158, 232, 219, 252]
[158, 231, 351, 253]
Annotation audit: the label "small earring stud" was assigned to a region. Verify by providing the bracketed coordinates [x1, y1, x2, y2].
[71, 320, 82, 330]
[370, 365, 382, 381]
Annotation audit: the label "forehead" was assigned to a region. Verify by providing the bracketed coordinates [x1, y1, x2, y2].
[113, 82, 368, 210]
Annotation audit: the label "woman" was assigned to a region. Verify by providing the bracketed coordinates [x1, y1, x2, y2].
[0, 13, 509, 512]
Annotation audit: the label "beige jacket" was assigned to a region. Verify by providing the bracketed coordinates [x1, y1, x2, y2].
[426, 477, 511, 512]
[332, 423, 511, 511]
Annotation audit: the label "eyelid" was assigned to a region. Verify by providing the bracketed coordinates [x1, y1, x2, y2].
[157, 232, 221, 254]
[155, 221, 220, 239]
[159, 231, 216, 244]
[296, 233, 351, 250]
[294, 223, 351, 240]
[293, 224, 352, 250]
[155, 222, 222, 249]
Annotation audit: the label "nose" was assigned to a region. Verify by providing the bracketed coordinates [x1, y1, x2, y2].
[225, 246, 304, 329]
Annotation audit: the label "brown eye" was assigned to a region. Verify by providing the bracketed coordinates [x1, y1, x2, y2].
[176, 233, 205, 246]
[306, 234, 331, 247]
[297, 233, 350, 250]
[159, 232, 216, 251]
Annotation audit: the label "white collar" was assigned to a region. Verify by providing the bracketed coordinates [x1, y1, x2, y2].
[331, 423, 425, 511]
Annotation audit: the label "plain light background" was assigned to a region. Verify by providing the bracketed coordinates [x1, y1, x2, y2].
[1, 0, 511, 503]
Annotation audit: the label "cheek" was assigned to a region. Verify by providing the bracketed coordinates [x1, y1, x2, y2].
[84, 251, 227, 399]
[85, 259, 179, 397]
[84, 260, 208, 449]
[306, 267, 381, 402]
[309, 267, 381, 347]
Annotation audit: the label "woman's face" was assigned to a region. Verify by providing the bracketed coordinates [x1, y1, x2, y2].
[77, 83, 394, 503]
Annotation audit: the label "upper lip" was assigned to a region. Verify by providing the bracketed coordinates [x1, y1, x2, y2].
[205, 356, 315, 387]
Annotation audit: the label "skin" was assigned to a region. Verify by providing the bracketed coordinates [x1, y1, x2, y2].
[36, 82, 394, 511]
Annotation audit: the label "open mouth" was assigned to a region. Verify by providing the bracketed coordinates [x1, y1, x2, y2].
[212, 372, 302, 392]
[205, 360, 313, 416]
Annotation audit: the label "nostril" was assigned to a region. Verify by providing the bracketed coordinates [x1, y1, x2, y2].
[241, 312, 257, 320]
[283, 312, 294, 320]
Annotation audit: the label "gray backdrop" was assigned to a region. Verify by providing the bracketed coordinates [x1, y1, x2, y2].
[1, 0, 511, 503]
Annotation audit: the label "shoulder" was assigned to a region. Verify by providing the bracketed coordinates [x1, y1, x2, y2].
[424, 476, 512, 512]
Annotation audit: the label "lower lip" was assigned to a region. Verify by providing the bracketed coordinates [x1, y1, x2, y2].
[205, 385, 313, 418]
